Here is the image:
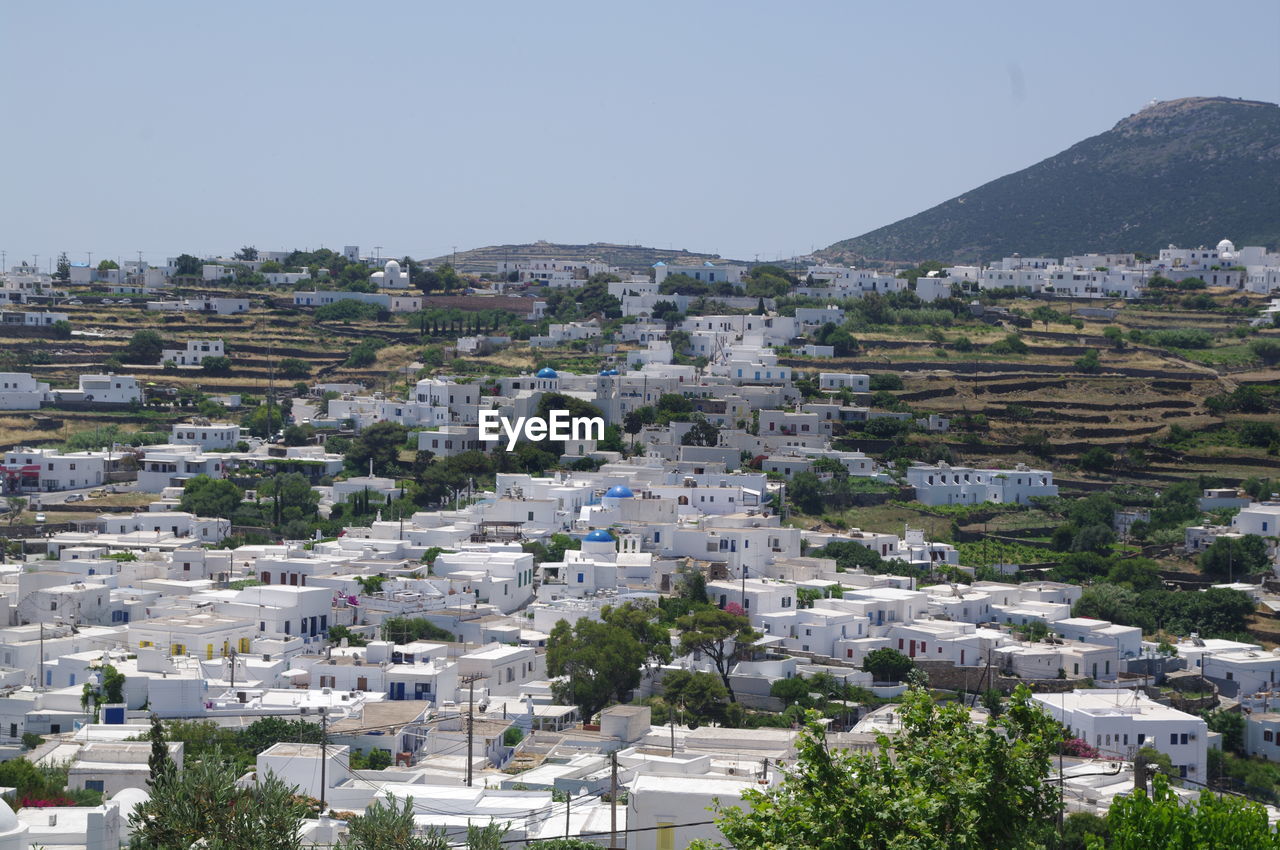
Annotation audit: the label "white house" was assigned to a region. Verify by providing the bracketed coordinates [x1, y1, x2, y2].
[160, 339, 225, 367]
[50, 374, 143, 406]
[2, 448, 107, 492]
[1233, 503, 1280, 538]
[1032, 689, 1208, 781]
[170, 422, 241, 450]
[0, 372, 50, 410]
[906, 462, 1057, 506]
[819, 373, 870, 393]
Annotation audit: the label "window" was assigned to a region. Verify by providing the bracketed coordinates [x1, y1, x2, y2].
[1180, 733, 1188, 745]
[1170, 734, 1178, 746]
[1138, 734, 1145, 745]
[1265, 731, 1273, 743]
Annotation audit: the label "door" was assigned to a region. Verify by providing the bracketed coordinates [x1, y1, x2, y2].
[908, 640, 917, 658]
[357, 677, 368, 691]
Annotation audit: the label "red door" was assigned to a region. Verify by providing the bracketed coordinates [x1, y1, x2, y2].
[909, 640, 917, 658]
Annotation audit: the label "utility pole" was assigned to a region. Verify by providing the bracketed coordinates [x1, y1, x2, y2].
[564, 789, 571, 838]
[319, 708, 328, 814]
[610, 751, 618, 849]
[1133, 757, 1148, 797]
[463, 673, 482, 786]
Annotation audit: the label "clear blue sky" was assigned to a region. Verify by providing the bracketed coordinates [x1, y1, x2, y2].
[3, 0, 1277, 268]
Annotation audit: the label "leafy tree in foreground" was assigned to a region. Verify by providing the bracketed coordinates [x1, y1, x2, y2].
[1092, 772, 1280, 849]
[128, 752, 305, 850]
[692, 684, 1061, 850]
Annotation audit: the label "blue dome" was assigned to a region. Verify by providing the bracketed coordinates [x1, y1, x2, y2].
[607, 369, 618, 376]
[605, 485, 634, 498]
[584, 529, 614, 542]
[535, 367, 558, 378]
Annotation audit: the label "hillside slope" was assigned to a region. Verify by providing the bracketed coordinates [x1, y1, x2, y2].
[429, 241, 750, 274]
[822, 97, 1280, 264]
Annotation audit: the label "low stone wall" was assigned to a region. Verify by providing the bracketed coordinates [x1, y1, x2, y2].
[913, 659, 1090, 695]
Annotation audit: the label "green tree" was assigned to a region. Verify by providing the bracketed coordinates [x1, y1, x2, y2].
[277, 357, 311, 379]
[327, 625, 368, 647]
[241, 402, 285, 438]
[694, 684, 1062, 850]
[1250, 339, 1280, 365]
[55, 251, 71, 280]
[602, 601, 673, 669]
[201, 355, 233, 375]
[680, 418, 720, 447]
[258, 472, 320, 527]
[337, 796, 450, 849]
[180, 475, 244, 519]
[1074, 348, 1101, 373]
[123, 329, 166, 364]
[147, 714, 174, 787]
[1199, 534, 1270, 580]
[98, 258, 119, 271]
[1102, 326, 1125, 349]
[661, 669, 730, 725]
[1095, 772, 1280, 849]
[174, 254, 202, 276]
[128, 751, 306, 850]
[676, 608, 760, 702]
[770, 675, 811, 707]
[1057, 812, 1110, 850]
[5, 496, 27, 527]
[1203, 709, 1244, 755]
[80, 663, 126, 711]
[381, 617, 454, 643]
[346, 421, 410, 476]
[862, 647, 915, 683]
[546, 618, 646, 720]
[1079, 447, 1113, 474]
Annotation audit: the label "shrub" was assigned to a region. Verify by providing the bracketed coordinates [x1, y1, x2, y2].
[987, 333, 1028, 354]
[277, 357, 311, 378]
[314, 299, 383, 322]
[869, 374, 903, 391]
[201, 356, 232, 375]
[1147, 328, 1213, 349]
[1250, 339, 1280, 364]
[1074, 349, 1101, 373]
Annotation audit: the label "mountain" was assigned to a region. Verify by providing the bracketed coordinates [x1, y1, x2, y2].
[822, 97, 1280, 264]
[428, 241, 750, 274]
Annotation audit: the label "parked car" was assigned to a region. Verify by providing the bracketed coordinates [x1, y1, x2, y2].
[64, 493, 85, 502]
[34, 513, 46, 523]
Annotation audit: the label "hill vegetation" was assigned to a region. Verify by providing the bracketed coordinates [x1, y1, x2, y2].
[823, 97, 1280, 263]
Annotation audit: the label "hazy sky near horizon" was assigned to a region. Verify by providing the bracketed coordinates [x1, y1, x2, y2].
[3, 1, 1278, 268]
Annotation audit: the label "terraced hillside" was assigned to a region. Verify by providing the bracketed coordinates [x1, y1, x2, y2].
[778, 292, 1280, 492]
